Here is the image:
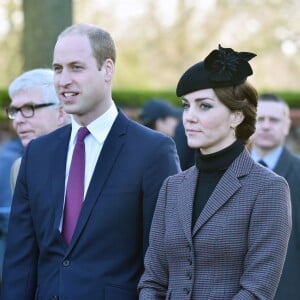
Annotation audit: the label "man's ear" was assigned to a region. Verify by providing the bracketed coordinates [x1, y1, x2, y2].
[57, 105, 70, 126]
[102, 59, 114, 82]
[284, 117, 292, 136]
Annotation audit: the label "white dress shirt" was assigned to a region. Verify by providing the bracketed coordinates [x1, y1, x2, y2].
[65, 102, 118, 197]
[251, 146, 283, 170]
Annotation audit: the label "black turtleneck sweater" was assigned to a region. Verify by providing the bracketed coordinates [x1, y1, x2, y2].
[192, 140, 244, 227]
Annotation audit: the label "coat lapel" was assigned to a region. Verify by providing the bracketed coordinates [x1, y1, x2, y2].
[177, 167, 198, 242]
[66, 111, 128, 252]
[52, 125, 71, 235]
[273, 147, 292, 178]
[192, 148, 253, 236]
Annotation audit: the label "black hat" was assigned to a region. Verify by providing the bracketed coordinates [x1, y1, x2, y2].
[176, 44, 256, 97]
[139, 99, 181, 125]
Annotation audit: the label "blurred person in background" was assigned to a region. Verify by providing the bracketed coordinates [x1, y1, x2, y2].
[7, 68, 70, 189]
[173, 119, 195, 170]
[139, 45, 291, 299]
[139, 98, 181, 137]
[0, 135, 23, 281]
[0, 68, 69, 281]
[250, 93, 300, 300]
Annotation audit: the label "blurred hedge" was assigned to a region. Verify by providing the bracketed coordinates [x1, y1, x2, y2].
[1, 87, 300, 121]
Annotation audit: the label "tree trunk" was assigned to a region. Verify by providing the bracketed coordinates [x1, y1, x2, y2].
[22, 0, 72, 71]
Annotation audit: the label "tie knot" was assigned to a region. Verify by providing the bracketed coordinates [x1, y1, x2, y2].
[77, 127, 90, 142]
[258, 159, 268, 168]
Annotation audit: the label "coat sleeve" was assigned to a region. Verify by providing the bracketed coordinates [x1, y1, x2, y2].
[141, 136, 180, 256]
[1, 146, 38, 300]
[233, 175, 292, 300]
[139, 177, 171, 299]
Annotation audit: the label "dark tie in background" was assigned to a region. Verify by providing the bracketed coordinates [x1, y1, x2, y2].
[62, 127, 90, 245]
[258, 159, 268, 168]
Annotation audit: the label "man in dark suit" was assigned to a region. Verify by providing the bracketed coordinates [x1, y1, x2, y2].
[1, 24, 180, 300]
[250, 93, 300, 300]
[173, 119, 195, 170]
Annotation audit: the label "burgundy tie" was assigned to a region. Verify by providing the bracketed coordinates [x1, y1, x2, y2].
[62, 127, 90, 245]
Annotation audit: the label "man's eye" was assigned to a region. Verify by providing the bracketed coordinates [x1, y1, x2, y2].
[270, 118, 280, 123]
[53, 66, 62, 73]
[73, 65, 82, 70]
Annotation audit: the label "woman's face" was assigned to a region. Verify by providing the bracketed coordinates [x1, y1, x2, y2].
[182, 88, 241, 154]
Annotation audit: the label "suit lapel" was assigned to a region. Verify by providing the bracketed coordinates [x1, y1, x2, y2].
[192, 148, 253, 236]
[67, 111, 128, 251]
[177, 167, 198, 242]
[192, 170, 241, 236]
[52, 125, 71, 235]
[273, 148, 292, 178]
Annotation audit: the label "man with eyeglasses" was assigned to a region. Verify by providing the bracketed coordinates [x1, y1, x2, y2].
[7, 69, 69, 149]
[0, 68, 70, 281]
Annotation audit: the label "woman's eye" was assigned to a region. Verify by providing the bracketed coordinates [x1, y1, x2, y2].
[200, 103, 212, 110]
[182, 102, 189, 109]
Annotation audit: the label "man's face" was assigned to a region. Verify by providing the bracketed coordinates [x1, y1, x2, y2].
[11, 88, 63, 147]
[53, 34, 114, 125]
[251, 101, 291, 151]
[155, 116, 179, 137]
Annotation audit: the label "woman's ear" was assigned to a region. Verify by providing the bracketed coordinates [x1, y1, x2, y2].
[231, 110, 245, 128]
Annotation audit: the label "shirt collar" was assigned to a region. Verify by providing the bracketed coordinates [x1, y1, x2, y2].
[251, 146, 283, 170]
[70, 102, 118, 145]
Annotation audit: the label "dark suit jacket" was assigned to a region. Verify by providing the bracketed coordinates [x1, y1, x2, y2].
[173, 120, 194, 171]
[139, 148, 292, 299]
[274, 147, 300, 300]
[1, 110, 180, 300]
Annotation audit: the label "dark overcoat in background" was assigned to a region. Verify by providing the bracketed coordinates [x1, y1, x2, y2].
[273, 147, 300, 300]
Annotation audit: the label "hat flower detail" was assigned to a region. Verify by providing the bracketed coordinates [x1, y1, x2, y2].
[204, 44, 256, 83]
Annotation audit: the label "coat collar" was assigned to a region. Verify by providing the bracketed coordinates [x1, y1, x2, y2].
[177, 148, 254, 238]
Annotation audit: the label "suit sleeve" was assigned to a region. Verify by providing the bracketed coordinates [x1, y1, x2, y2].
[139, 177, 170, 299]
[10, 158, 21, 193]
[233, 175, 292, 300]
[141, 136, 180, 256]
[1, 146, 38, 300]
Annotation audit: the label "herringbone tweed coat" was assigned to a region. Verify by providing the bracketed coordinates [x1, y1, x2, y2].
[139, 148, 292, 300]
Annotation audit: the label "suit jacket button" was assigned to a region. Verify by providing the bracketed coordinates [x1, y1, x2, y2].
[183, 287, 190, 295]
[62, 260, 70, 267]
[51, 297, 59, 300]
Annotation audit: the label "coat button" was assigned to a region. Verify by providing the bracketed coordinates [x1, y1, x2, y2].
[62, 260, 70, 267]
[183, 287, 190, 295]
[187, 273, 192, 280]
[51, 296, 59, 300]
[187, 258, 192, 265]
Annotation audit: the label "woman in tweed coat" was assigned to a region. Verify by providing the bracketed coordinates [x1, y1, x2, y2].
[138, 45, 292, 300]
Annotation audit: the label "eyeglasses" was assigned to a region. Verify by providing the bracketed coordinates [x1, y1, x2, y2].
[6, 103, 55, 120]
